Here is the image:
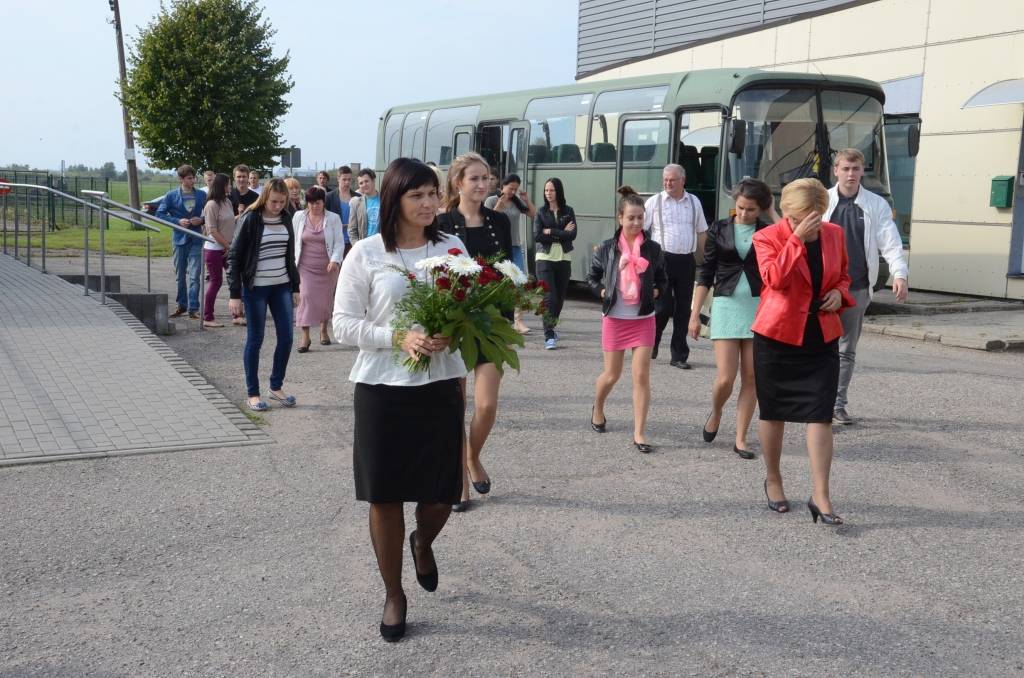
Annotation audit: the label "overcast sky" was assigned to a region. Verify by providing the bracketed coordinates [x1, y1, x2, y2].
[3, 1, 578, 172]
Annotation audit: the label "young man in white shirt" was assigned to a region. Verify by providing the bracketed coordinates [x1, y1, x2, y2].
[823, 148, 909, 425]
[644, 164, 708, 369]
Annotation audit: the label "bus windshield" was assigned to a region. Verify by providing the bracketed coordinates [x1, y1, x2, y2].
[726, 87, 888, 195]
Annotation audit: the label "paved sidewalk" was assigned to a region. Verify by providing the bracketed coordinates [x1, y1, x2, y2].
[0, 254, 268, 464]
[865, 289, 1024, 351]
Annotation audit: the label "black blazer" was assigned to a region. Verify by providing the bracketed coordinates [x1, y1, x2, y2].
[227, 210, 301, 299]
[437, 205, 512, 259]
[697, 217, 769, 297]
[533, 204, 577, 255]
[325, 189, 360, 220]
[587, 232, 667, 317]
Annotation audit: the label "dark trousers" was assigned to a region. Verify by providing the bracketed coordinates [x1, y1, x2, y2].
[241, 283, 294, 397]
[535, 259, 571, 340]
[654, 252, 696, 362]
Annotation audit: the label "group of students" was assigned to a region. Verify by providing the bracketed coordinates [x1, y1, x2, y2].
[161, 148, 908, 641]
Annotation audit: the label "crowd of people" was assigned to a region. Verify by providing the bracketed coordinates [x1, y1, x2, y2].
[156, 148, 909, 641]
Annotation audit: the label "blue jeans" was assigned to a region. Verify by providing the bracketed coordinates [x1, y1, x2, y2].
[172, 237, 203, 312]
[510, 245, 525, 272]
[242, 283, 294, 397]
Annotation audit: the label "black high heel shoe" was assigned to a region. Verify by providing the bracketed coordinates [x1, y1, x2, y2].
[702, 412, 718, 442]
[409, 531, 439, 592]
[807, 498, 844, 525]
[763, 479, 790, 513]
[451, 500, 469, 513]
[633, 441, 654, 454]
[734, 444, 755, 460]
[591, 406, 607, 433]
[469, 468, 491, 495]
[379, 593, 407, 642]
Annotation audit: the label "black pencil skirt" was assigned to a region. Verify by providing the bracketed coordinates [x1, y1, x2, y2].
[753, 322, 839, 424]
[353, 378, 464, 504]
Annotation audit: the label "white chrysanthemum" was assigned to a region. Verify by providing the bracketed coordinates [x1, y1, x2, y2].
[494, 259, 528, 285]
[447, 255, 483, 276]
[414, 255, 449, 271]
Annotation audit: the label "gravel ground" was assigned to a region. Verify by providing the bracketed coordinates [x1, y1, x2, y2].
[3, 278, 1024, 677]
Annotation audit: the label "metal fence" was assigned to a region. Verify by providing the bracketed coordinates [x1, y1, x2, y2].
[0, 171, 112, 231]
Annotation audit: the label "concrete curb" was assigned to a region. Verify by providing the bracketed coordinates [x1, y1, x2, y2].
[863, 321, 1024, 352]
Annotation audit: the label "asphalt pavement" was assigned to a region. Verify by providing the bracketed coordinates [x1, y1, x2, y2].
[2, 273, 1024, 676]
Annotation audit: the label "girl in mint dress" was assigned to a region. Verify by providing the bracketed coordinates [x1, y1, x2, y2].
[689, 179, 774, 459]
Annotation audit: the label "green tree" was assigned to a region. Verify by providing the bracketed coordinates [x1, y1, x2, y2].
[121, 0, 293, 172]
[100, 162, 118, 180]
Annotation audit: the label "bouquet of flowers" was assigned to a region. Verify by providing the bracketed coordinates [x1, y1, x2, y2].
[391, 248, 548, 374]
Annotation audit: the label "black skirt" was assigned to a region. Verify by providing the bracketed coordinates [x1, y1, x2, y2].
[753, 316, 839, 423]
[353, 378, 464, 503]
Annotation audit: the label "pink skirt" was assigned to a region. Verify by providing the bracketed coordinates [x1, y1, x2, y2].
[602, 315, 656, 352]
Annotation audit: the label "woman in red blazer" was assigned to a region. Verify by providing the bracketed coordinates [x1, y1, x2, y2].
[751, 178, 855, 526]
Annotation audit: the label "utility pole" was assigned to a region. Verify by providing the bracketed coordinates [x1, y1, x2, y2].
[109, 0, 140, 209]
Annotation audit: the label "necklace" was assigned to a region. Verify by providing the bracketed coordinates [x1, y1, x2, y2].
[396, 239, 430, 279]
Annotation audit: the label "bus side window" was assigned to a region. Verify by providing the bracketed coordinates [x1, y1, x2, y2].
[524, 94, 591, 164]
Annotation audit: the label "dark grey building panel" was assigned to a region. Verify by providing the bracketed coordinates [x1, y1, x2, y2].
[577, 0, 875, 78]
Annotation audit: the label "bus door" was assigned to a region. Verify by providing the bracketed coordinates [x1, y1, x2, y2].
[507, 121, 533, 273]
[615, 114, 674, 205]
[451, 125, 475, 166]
[677, 107, 725, 224]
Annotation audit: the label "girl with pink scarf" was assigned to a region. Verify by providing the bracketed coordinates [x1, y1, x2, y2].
[585, 186, 668, 453]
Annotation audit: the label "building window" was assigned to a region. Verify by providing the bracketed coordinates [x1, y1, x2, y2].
[401, 110, 429, 160]
[384, 113, 405, 164]
[588, 86, 668, 162]
[425, 106, 480, 167]
[524, 94, 593, 164]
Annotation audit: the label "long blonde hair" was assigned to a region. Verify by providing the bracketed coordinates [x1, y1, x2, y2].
[246, 177, 288, 213]
[444, 151, 488, 211]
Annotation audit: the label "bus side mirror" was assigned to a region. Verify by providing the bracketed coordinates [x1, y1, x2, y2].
[728, 120, 746, 158]
[907, 124, 920, 158]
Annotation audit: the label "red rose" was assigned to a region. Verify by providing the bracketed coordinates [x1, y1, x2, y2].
[459, 276, 471, 288]
[475, 255, 486, 266]
[453, 288, 466, 301]
[448, 248, 462, 255]
[537, 280, 550, 292]
[478, 267, 500, 286]
[436, 277, 451, 290]
[406, 272, 417, 281]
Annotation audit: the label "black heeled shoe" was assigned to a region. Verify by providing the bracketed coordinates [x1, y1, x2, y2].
[379, 593, 407, 642]
[451, 500, 469, 513]
[764, 479, 790, 513]
[469, 469, 491, 495]
[591, 406, 607, 433]
[702, 412, 718, 442]
[633, 440, 654, 454]
[807, 498, 844, 525]
[734, 445, 755, 460]
[409, 531, 439, 592]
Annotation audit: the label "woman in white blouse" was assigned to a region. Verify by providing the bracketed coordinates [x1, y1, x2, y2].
[333, 158, 467, 642]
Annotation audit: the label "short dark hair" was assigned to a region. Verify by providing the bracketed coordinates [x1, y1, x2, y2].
[358, 168, 376, 181]
[378, 158, 442, 253]
[501, 173, 522, 186]
[177, 164, 195, 179]
[305, 185, 326, 205]
[730, 178, 773, 211]
[543, 177, 566, 211]
[232, 164, 250, 176]
[338, 165, 352, 175]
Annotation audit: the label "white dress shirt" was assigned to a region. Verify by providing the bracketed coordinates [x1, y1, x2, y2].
[332, 233, 469, 386]
[643, 190, 709, 254]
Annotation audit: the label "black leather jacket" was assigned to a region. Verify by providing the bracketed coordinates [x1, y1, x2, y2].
[437, 205, 512, 259]
[696, 217, 769, 297]
[587, 232, 667, 316]
[227, 210, 300, 299]
[533, 204, 577, 255]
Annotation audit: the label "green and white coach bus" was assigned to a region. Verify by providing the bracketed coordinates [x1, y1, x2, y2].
[376, 68, 890, 279]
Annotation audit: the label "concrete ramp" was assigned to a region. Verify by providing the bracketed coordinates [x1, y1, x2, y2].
[0, 254, 269, 465]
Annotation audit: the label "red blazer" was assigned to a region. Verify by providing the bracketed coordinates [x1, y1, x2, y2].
[751, 219, 856, 346]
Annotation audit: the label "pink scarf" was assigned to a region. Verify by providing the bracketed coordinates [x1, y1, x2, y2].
[617, 231, 649, 304]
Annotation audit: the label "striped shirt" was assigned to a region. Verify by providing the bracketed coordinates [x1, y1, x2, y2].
[253, 215, 290, 287]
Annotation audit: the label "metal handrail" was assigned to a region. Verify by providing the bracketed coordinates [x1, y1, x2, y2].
[0, 182, 215, 331]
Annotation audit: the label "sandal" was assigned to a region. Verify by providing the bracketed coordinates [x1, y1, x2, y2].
[247, 399, 268, 412]
[268, 393, 297, 407]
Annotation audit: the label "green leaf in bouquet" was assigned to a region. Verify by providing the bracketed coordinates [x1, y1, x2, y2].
[459, 324, 479, 370]
[479, 337, 505, 373]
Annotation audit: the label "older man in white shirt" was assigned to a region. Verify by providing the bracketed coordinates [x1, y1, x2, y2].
[644, 164, 708, 369]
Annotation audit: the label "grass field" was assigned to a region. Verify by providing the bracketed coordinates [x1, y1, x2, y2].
[3, 223, 173, 257]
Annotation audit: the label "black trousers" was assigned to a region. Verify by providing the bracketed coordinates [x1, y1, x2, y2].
[654, 252, 696, 362]
[535, 259, 571, 340]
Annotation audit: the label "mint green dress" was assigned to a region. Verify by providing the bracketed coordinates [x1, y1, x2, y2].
[710, 222, 759, 340]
